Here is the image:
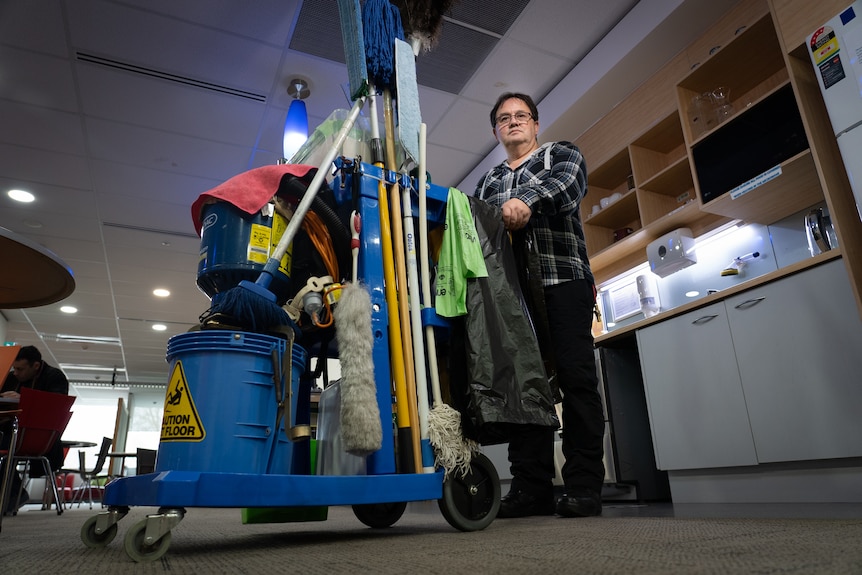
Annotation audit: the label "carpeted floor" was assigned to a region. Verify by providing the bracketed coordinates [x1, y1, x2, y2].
[2, 502, 862, 573]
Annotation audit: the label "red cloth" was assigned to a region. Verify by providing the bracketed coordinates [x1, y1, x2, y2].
[191, 164, 316, 236]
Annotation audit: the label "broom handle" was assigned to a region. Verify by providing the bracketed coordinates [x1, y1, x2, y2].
[264, 96, 365, 274]
[383, 88, 423, 474]
[417, 123, 443, 407]
[369, 89, 415, 474]
[402, 145, 430, 453]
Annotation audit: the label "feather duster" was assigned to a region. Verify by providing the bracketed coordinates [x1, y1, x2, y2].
[391, 0, 460, 53]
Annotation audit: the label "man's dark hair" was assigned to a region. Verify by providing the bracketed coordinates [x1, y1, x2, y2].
[16, 345, 42, 365]
[490, 92, 539, 127]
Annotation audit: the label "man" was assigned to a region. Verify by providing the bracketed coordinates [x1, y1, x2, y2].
[1, 345, 70, 513]
[476, 93, 605, 518]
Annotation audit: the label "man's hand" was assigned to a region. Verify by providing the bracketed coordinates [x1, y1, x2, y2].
[0, 390, 21, 399]
[501, 198, 531, 230]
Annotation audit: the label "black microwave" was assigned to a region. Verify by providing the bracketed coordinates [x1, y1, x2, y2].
[692, 85, 809, 204]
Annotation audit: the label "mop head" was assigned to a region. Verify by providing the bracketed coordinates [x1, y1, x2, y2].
[363, 0, 404, 88]
[334, 282, 382, 455]
[428, 402, 479, 478]
[392, 0, 460, 53]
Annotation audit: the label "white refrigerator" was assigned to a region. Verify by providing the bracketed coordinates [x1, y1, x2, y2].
[808, 2, 862, 221]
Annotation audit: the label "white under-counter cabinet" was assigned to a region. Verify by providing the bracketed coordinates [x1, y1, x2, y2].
[636, 301, 759, 470]
[725, 259, 862, 462]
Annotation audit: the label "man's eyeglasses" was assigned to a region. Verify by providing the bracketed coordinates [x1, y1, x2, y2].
[495, 111, 534, 127]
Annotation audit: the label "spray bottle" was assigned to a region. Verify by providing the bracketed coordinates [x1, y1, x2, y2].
[720, 251, 760, 277]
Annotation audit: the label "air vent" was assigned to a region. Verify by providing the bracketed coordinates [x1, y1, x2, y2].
[103, 221, 199, 239]
[76, 52, 268, 102]
[289, 0, 529, 95]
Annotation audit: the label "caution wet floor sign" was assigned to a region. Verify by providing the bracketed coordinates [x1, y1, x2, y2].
[160, 361, 206, 442]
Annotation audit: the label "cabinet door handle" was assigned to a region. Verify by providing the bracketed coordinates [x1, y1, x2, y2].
[692, 314, 719, 325]
[734, 25, 747, 36]
[709, 45, 722, 55]
[733, 296, 766, 310]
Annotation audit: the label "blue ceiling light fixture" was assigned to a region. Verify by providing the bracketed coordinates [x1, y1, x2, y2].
[282, 78, 310, 162]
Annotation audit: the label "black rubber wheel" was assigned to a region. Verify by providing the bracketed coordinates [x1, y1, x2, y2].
[80, 515, 118, 548]
[352, 501, 408, 528]
[123, 518, 172, 562]
[437, 452, 500, 532]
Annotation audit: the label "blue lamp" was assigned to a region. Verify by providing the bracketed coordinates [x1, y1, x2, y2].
[282, 78, 310, 162]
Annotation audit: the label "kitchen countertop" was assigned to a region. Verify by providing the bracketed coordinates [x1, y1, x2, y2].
[595, 249, 843, 344]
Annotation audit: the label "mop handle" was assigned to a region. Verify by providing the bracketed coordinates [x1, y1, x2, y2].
[265, 96, 366, 270]
[418, 123, 443, 407]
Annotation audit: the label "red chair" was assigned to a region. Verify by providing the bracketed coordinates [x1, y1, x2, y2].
[0, 388, 75, 530]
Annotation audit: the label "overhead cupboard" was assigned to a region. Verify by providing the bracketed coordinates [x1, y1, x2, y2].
[575, 0, 862, 318]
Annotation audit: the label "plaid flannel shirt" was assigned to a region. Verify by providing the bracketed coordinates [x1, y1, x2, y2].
[476, 141, 593, 287]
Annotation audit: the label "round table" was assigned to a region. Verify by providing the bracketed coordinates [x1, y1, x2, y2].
[0, 226, 75, 308]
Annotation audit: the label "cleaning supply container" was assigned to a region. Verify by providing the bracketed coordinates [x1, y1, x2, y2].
[196, 201, 293, 305]
[158, 330, 307, 474]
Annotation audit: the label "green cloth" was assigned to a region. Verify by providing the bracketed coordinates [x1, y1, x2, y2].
[435, 188, 488, 317]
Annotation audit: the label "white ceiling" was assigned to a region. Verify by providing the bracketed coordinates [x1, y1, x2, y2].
[0, 0, 738, 384]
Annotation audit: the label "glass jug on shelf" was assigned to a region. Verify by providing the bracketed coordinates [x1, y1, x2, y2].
[711, 86, 734, 125]
[688, 92, 715, 138]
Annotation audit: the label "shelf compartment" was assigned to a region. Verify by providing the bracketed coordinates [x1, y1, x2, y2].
[588, 148, 632, 199]
[638, 156, 693, 197]
[678, 14, 787, 145]
[699, 150, 824, 224]
[688, 71, 791, 148]
[630, 113, 687, 185]
[638, 187, 695, 227]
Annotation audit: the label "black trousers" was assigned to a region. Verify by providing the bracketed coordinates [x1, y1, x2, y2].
[508, 279, 605, 496]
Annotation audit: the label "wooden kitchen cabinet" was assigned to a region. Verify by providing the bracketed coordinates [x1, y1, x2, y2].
[684, 0, 770, 71]
[725, 259, 862, 462]
[636, 301, 759, 470]
[678, 13, 825, 225]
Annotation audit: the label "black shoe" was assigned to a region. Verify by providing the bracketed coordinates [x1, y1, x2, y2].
[497, 489, 555, 519]
[556, 492, 602, 517]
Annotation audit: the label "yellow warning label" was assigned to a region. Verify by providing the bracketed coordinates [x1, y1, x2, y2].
[160, 361, 206, 442]
[271, 211, 292, 276]
[248, 223, 271, 264]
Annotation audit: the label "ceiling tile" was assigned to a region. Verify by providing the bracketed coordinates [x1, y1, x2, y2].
[84, 117, 251, 181]
[76, 65, 268, 147]
[0, 46, 77, 110]
[68, 0, 283, 95]
[0, 101, 85, 155]
[119, 0, 299, 45]
[460, 40, 572, 105]
[0, 0, 68, 56]
[0, 142, 92, 190]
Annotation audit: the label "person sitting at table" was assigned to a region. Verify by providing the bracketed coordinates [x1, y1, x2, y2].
[1, 345, 70, 514]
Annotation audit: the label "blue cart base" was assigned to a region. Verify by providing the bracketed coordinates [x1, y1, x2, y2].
[103, 469, 444, 508]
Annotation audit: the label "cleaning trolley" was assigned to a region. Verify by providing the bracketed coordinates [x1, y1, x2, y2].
[78, 158, 502, 562]
[79, 1, 507, 561]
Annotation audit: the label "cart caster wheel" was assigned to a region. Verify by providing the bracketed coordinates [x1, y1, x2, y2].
[123, 518, 172, 563]
[438, 452, 500, 532]
[352, 501, 408, 528]
[80, 515, 118, 548]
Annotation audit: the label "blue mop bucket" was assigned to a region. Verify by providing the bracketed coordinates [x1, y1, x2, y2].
[157, 330, 307, 474]
[196, 201, 292, 304]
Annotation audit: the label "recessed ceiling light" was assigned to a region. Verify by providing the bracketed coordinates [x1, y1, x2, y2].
[152, 324, 167, 331]
[686, 290, 700, 298]
[153, 288, 170, 297]
[60, 306, 78, 313]
[8, 189, 35, 203]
